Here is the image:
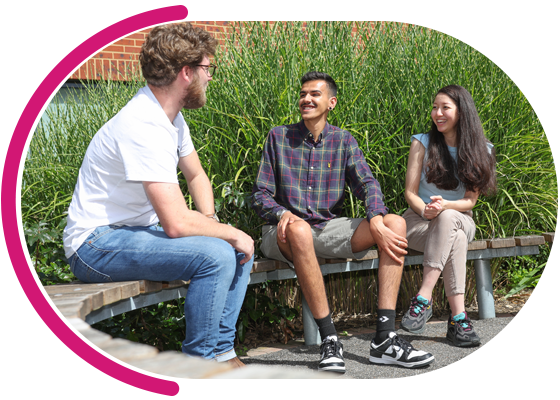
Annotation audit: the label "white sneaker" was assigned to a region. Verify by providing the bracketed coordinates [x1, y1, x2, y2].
[369, 332, 434, 368]
[318, 336, 345, 374]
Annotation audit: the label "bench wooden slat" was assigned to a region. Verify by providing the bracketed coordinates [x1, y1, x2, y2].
[138, 280, 163, 293]
[514, 235, 546, 246]
[99, 338, 159, 362]
[252, 259, 281, 273]
[543, 232, 555, 243]
[55, 301, 90, 320]
[76, 324, 114, 348]
[161, 280, 189, 289]
[45, 283, 124, 306]
[52, 296, 94, 316]
[468, 240, 487, 250]
[486, 237, 516, 249]
[50, 292, 104, 311]
[127, 350, 234, 379]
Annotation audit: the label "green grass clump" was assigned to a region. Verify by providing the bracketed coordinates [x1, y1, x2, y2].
[22, 21, 556, 329]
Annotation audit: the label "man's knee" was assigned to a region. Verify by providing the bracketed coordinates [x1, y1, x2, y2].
[284, 220, 313, 246]
[201, 238, 237, 273]
[383, 213, 406, 235]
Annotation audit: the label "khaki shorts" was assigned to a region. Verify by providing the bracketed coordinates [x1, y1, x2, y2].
[260, 217, 370, 268]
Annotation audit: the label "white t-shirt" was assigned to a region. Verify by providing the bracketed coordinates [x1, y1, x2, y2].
[412, 133, 493, 204]
[63, 86, 194, 258]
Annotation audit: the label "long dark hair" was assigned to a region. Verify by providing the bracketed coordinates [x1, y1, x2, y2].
[424, 85, 497, 196]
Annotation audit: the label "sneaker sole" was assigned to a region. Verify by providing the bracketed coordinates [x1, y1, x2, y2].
[400, 322, 427, 334]
[318, 365, 346, 374]
[446, 334, 481, 348]
[369, 354, 435, 369]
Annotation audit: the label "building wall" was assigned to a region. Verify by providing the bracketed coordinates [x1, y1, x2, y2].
[69, 21, 232, 81]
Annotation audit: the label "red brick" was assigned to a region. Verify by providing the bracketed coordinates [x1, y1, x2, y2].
[125, 46, 142, 53]
[102, 45, 124, 52]
[127, 33, 145, 40]
[114, 38, 134, 46]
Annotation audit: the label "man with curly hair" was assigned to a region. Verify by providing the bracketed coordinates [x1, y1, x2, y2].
[63, 22, 254, 367]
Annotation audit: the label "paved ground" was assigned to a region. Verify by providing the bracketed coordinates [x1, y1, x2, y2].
[242, 311, 558, 380]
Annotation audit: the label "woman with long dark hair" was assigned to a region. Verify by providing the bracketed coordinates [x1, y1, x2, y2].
[399, 85, 496, 347]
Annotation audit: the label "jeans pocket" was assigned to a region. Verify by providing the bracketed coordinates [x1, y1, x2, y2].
[71, 251, 113, 283]
[87, 225, 122, 246]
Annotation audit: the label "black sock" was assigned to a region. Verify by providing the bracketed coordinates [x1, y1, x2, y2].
[375, 309, 396, 343]
[314, 313, 337, 341]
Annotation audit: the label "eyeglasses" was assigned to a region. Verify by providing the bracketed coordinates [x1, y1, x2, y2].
[196, 63, 217, 77]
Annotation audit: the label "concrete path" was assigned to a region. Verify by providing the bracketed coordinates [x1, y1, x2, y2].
[242, 311, 558, 380]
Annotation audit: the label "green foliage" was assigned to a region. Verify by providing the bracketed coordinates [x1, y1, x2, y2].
[237, 281, 298, 343]
[92, 299, 186, 351]
[22, 22, 555, 343]
[23, 218, 74, 285]
[505, 263, 548, 299]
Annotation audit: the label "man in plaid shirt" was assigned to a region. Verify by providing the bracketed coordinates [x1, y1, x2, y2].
[251, 72, 434, 373]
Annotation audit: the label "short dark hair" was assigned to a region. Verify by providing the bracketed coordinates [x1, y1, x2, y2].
[139, 22, 218, 87]
[301, 71, 337, 97]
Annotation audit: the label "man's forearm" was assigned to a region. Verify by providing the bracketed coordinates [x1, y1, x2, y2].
[186, 172, 215, 216]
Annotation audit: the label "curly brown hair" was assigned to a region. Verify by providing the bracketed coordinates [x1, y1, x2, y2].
[139, 22, 217, 87]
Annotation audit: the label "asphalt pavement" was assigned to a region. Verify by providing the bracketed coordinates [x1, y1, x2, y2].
[243, 316, 558, 380]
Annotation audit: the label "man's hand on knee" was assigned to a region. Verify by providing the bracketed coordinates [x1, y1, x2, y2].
[369, 214, 407, 264]
[277, 211, 304, 244]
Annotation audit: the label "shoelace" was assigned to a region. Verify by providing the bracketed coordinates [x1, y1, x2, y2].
[457, 317, 473, 330]
[321, 339, 341, 358]
[410, 297, 427, 316]
[392, 335, 413, 354]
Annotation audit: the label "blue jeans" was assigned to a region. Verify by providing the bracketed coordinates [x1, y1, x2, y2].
[67, 225, 253, 361]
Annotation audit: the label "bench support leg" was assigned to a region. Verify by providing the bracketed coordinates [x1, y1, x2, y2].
[473, 259, 496, 319]
[302, 294, 321, 346]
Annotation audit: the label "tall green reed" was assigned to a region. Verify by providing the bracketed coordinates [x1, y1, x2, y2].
[22, 21, 556, 315]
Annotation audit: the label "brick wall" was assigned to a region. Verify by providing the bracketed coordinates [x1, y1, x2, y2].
[69, 21, 232, 81]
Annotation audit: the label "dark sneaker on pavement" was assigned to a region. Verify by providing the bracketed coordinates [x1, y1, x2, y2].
[400, 294, 433, 334]
[370, 332, 434, 368]
[447, 311, 481, 347]
[319, 336, 346, 374]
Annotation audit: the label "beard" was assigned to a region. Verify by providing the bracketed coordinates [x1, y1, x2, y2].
[181, 73, 207, 110]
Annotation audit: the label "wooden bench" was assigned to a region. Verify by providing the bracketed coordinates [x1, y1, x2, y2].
[250, 234, 552, 345]
[46, 233, 553, 370]
[46, 279, 335, 379]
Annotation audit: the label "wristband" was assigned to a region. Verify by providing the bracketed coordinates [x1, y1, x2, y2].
[276, 209, 288, 221]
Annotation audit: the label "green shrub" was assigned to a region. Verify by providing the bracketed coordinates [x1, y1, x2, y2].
[23, 21, 556, 343]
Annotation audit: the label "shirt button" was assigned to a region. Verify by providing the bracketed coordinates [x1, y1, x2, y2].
[308, 186, 312, 190]
[310, 166, 314, 169]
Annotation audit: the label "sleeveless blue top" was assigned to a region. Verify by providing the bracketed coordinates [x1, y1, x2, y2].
[412, 133, 493, 204]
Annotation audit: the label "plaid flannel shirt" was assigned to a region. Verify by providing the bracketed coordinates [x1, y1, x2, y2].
[251, 120, 389, 228]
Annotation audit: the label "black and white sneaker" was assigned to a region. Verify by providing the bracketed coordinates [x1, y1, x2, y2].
[318, 336, 345, 374]
[369, 332, 434, 368]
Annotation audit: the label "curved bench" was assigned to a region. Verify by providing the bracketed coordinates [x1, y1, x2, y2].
[250, 234, 551, 344]
[45, 279, 334, 379]
[46, 233, 553, 371]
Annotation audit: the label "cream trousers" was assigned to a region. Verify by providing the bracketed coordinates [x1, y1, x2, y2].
[402, 208, 476, 295]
